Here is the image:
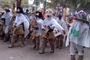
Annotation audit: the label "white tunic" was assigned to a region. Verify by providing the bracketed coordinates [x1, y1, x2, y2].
[42, 17, 65, 36]
[24, 15, 30, 23]
[57, 18, 68, 33]
[13, 13, 29, 38]
[36, 18, 43, 35]
[66, 21, 90, 48]
[2, 12, 12, 26]
[2, 12, 12, 34]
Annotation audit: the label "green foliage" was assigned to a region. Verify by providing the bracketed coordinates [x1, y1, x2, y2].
[0, 0, 28, 8]
[33, 0, 44, 6]
[46, 0, 90, 13]
[0, 0, 90, 12]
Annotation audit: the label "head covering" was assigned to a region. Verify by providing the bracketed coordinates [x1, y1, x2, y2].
[41, 11, 45, 19]
[17, 7, 23, 13]
[26, 9, 30, 15]
[35, 11, 43, 18]
[75, 10, 87, 19]
[45, 9, 53, 17]
[26, 9, 29, 12]
[13, 10, 17, 13]
[58, 14, 62, 19]
[5, 9, 10, 13]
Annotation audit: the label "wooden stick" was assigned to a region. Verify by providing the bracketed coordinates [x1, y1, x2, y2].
[77, 4, 80, 10]
[63, 8, 67, 23]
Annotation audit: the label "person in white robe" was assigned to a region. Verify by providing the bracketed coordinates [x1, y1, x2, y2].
[30, 11, 43, 51]
[9, 7, 29, 48]
[39, 9, 65, 54]
[1, 9, 12, 42]
[54, 9, 69, 49]
[55, 15, 65, 49]
[66, 10, 90, 60]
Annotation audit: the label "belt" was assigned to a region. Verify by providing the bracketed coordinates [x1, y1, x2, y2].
[5, 25, 7, 27]
[48, 29, 54, 32]
[34, 27, 39, 30]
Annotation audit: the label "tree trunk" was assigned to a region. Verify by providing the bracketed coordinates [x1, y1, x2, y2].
[16, 0, 22, 7]
[44, 0, 46, 13]
[32, 7, 35, 12]
[13, 3, 15, 10]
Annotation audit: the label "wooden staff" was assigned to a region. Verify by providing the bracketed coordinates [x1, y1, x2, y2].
[76, 4, 80, 11]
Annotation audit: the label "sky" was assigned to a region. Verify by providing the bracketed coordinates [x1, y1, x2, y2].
[28, 0, 51, 8]
[28, 0, 34, 5]
[28, 0, 51, 4]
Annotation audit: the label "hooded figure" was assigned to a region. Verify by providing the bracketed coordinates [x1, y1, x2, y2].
[30, 11, 43, 50]
[14, 7, 29, 38]
[1, 9, 12, 42]
[9, 7, 29, 48]
[66, 10, 90, 60]
[39, 9, 65, 54]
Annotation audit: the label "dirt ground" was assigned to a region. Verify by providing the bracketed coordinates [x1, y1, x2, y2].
[0, 39, 90, 60]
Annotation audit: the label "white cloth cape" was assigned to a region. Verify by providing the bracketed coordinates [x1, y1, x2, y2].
[56, 18, 68, 36]
[35, 18, 43, 35]
[66, 21, 90, 48]
[42, 17, 65, 36]
[13, 14, 29, 38]
[2, 12, 12, 26]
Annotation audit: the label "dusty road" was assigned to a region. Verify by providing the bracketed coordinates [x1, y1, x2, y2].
[0, 40, 90, 60]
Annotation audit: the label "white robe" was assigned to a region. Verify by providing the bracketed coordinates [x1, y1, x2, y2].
[2, 12, 12, 34]
[54, 17, 68, 37]
[66, 21, 90, 48]
[42, 17, 65, 36]
[24, 15, 30, 23]
[56, 18, 68, 34]
[36, 18, 43, 35]
[13, 14, 29, 38]
[2, 12, 12, 26]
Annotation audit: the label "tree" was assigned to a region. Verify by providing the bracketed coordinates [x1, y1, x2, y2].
[33, 0, 44, 7]
[46, 0, 90, 13]
[0, 0, 28, 10]
[16, 0, 22, 7]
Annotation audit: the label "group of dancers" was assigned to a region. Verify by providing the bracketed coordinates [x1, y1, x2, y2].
[0, 6, 90, 60]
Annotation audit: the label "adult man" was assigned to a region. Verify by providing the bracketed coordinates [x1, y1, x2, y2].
[39, 9, 65, 54]
[9, 7, 29, 48]
[31, 11, 43, 51]
[66, 10, 90, 60]
[1, 9, 12, 42]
